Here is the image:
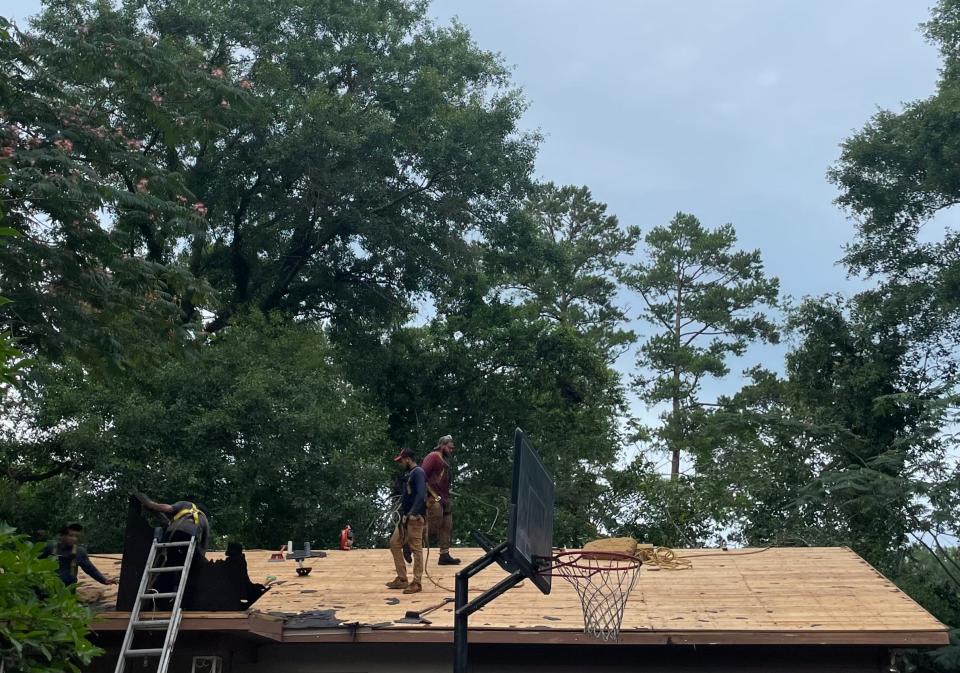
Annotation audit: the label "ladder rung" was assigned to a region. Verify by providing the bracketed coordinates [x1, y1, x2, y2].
[148, 565, 185, 573]
[140, 592, 178, 600]
[133, 619, 171, 630]
[155, 541, 192, 548]
[125, 648, 163, 658]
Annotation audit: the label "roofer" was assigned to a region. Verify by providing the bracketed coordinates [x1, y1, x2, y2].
[40, 523, 117, 587]
[386, 448, 426, 594]
[137, 493, 211, 560]
[422, 434, 460, 565]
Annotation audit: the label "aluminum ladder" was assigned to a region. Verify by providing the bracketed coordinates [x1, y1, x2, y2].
[114, 534, 197, 673]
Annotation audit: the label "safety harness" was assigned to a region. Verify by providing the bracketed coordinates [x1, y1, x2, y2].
[172, 502, 202, 525]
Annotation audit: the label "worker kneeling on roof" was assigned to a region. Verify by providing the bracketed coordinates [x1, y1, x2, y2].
[139, 494, 211, 562]
[386, 448, 426, 594]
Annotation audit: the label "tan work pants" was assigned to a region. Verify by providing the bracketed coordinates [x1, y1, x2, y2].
[390, 515, 424, 583]
[426, 498, 453, 554]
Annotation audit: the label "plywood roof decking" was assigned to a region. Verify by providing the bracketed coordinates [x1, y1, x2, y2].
[80, 547, 949, 646]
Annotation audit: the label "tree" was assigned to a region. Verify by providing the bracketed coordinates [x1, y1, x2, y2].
[485, 182, 640, 358]
[626, 212, 779, 480]
[0, 14, 212, 370]
[0, 0, 538, 542]
[357, 184, 637, 546]
[0, 524, 102, 673]
[829, 0, 960, 405]
[23, 0, 536, 343]
[0, 315, 390, 550]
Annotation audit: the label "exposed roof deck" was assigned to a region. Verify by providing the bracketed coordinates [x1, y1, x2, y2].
[80, 546, 949, 646]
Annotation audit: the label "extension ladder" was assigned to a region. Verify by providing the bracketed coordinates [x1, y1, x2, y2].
[114, 534, 197, 673]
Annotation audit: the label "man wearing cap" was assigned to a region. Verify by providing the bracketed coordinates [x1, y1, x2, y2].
[422, 434, 460, 565]
[386, 448, 426, 594]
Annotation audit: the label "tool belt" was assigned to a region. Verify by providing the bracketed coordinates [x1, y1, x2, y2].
[427, 495, 451, 516]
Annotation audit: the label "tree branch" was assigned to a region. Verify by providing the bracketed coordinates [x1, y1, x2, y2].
[5, 460, 86, 483]
[368, 170, 446, 214]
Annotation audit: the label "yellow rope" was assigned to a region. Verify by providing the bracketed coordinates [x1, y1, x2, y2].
[638, 546, 693, 570]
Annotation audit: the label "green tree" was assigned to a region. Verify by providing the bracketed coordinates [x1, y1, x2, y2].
[360, 184, 637, 545]
[626, 212, 779, 480]
[0, 14, 211, 370]
[24, 0, 536, 341]
[829, 0, 960, 404]
[0, 524, 102, 673]
[0, 0, 537, 542]
[485, 182, 640, 357]
[1, 315, 390, 550]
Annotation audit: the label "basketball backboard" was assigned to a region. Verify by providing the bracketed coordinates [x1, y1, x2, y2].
[506, 428, 555, 594]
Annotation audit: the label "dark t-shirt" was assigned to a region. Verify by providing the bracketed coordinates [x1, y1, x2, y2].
[400, 466, 427, 517]
[167, 501, 210, 556]
[41, 542, 108, 585]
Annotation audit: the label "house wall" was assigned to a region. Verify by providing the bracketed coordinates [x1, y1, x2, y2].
[91, 636, 892, 673]
[235, 643, 889, 673]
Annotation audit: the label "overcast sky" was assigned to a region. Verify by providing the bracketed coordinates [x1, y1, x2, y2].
[429, 1, 940, 301]
[6, 1, 945, 446]
[429, 2, 943, 434]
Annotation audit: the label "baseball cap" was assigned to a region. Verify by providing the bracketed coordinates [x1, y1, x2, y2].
[393, 447, 415, 462]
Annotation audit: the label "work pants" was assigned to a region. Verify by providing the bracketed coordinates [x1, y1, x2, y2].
[426, 498, 453, 554]
[390, 515, 424, 583]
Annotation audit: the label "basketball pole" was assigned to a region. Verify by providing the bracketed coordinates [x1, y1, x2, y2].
[454, 542, 525, 673]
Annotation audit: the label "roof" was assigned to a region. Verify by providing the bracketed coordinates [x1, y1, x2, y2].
[80, 546, 949, 646]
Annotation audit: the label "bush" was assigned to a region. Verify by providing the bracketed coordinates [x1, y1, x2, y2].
[0, 524, 102, 673]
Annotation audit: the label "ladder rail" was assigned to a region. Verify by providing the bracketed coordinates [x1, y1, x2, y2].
[114, 537, 161, 673]
[156, 535, 197, 673]
[114, 534, 198, 673]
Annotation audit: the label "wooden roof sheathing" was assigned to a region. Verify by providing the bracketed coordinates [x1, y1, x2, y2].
[80, 546, 949, 646]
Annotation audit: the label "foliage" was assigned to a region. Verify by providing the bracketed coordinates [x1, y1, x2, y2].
[0, 314, 390, 550]
[485, 182, 640, 358]
[0, 13, 211, 370]
[21, 0, 537, 341]
[0, 523, 102, 673]
[688, 297, 943, 568]
[356, 183, 636, 545]
[626, 212, 779, 479]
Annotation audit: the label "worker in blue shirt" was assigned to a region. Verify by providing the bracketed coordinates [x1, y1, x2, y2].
[41, 523, 116, 587]
[386, 448, 426, 594]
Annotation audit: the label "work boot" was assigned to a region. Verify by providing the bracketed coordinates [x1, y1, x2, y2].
[385, 577, 409, 590]
[438, 552, 461, 566]
[402, 544, 412, 563]
[403, 581, 422, 594]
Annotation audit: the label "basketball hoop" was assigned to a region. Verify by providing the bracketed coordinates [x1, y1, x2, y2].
[547, 551, 642, 642]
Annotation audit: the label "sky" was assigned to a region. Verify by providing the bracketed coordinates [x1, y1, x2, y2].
[5, 0, 945, 447]
[428, 0, 940, 301]
[425, 1, 943, 442]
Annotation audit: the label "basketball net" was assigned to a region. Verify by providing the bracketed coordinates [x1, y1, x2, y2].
[549, 551, 642, 642]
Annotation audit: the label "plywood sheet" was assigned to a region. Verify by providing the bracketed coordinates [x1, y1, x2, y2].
[79, 546, 947, 645]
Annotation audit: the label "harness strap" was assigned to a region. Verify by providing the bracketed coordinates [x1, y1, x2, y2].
[173, 503, 201, 525]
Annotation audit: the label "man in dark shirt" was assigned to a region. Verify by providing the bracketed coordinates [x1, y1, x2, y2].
[138, 494, 211, 560]
[41, 523, 116, 587]
[422, 434, 459, 565]
[386, 448, 426, 594]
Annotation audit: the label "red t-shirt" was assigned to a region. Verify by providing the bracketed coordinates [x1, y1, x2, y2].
[421, 450, 450, 504]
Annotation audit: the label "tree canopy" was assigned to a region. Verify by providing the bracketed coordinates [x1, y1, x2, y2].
[3, 1, 960, 670]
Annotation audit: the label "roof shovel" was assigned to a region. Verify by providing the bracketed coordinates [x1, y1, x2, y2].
[397, 597, 455, 625]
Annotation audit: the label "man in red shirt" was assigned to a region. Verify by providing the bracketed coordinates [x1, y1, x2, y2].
[422, 434, 460, 565]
